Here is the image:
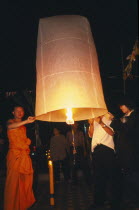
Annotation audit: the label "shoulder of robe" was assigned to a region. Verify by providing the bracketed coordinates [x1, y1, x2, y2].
[7, 119, 15, 126]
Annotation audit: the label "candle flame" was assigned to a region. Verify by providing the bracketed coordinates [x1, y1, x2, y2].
[66, 108, 74, 124]
[48, 160, 52, 166]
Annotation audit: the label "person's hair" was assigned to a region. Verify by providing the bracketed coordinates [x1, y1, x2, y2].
[53, 127, 61, 132]
[118, 97, 135, 110]
[12, 105, 24, 112]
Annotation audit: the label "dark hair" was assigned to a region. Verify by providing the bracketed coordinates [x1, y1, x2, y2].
[118, 97, 135, 110]
[53, 127, 61, 131]
[12, 105, 24, 112]
[53, 127, 61, 135]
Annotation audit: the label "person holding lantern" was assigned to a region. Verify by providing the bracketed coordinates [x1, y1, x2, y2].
[110, 98, 139, 209]
[4, 106, 36, 210]
[88, 113, 117, 209]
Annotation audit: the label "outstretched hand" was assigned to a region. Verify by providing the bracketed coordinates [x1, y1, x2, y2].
[27, 116, 36, 123]
[107, 112, 114, 120]
[88, 118, 94, 125]
[95, 116, 103, 124]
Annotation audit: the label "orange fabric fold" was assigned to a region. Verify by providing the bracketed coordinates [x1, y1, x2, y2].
[4, 126, 35, 210]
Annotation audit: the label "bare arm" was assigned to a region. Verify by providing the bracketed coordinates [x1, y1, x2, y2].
[100, 122, 114, 136]
[7, 117, 35, 129]
[88, 119, 94, 138]
[99, 119, 114, 136]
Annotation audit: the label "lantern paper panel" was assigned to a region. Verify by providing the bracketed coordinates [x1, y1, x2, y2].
[35, 15, 107, 122]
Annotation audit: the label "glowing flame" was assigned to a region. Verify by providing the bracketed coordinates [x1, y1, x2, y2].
[66, 108, 74, 124]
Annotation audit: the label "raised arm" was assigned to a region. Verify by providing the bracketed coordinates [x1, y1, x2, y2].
[88, 119, 94, 138]
[7, 117, 35, 129]
[98, 116, 114, 136]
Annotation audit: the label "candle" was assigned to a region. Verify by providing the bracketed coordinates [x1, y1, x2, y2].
[48, 160, 54, 206]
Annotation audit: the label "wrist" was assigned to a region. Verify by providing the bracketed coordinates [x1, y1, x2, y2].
[99, 121, 103, 125]
[90, 123, 93, 126]
[100, 122, 106, 128]
[25, 119, 29, 124]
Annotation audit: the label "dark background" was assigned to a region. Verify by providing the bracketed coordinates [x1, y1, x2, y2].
[0, 0, 138, 122]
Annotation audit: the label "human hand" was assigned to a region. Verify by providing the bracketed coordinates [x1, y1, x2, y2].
[107, 112, 114, 120]
[95, 116, 103, 124]
[27, 116, 36, 123]
[88, 118, 94, 125]
[120, 116, 127, 123]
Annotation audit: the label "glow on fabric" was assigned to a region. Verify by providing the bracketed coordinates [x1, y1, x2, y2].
[35, 15, 107, 122]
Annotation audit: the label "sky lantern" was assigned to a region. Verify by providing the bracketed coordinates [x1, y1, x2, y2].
[35, 15, 108, 123]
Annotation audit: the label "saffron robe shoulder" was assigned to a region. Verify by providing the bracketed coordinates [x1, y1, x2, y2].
[7, 125, 33, 174]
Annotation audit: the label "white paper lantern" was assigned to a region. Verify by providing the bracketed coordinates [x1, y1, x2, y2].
[35, 15, 107, 122]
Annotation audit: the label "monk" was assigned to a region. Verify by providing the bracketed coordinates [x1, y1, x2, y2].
[4, 106, 36, 210]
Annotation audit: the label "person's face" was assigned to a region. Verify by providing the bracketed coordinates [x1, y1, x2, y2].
[53, 128, 60, 136]
[13, 107, 24, 119]
[119, 105, 130, 114]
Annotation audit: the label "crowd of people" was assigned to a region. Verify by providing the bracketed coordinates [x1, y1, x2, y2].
[50, 122, 91, 185]
[0, 97, 139, 210]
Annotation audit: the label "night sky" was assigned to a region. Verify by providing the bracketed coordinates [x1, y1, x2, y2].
[0, 0, 138, 107]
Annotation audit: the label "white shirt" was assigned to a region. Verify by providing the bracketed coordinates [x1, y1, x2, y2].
[91, 116, 114, 152]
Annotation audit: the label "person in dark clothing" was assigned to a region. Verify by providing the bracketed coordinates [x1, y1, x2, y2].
[66, 122, 86, 184]
[50, 128, 70, 182]
[110, 99, 139, 208]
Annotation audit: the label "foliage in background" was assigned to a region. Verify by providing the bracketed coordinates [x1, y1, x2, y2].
[123, 39, 139, 80]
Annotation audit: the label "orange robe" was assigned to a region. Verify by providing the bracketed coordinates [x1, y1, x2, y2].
[4, 125, 35, 210]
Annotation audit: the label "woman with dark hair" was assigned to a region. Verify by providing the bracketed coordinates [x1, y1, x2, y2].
[111, 98, 139, 208]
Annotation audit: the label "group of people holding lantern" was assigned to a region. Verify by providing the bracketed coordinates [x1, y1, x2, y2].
[2, 97, 139, 210]
[88, 98, 139, 209]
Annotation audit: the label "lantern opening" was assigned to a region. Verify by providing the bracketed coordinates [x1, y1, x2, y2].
[66, 108, 74, 124]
